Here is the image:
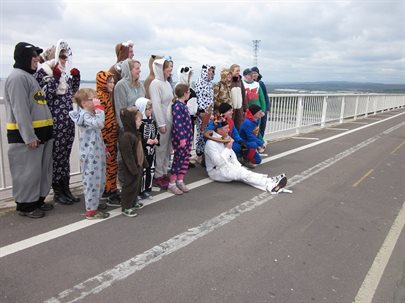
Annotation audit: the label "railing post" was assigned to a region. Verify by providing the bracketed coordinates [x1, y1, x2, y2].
[364, 96, 370, 117]
[321, 96, 328, 128]
[373, 96, 377, 114]
[339, 96, 345, 124]
[354, 96, 359, 120]
[295, 96, 303, 134]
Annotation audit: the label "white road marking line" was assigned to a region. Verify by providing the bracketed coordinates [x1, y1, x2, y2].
[348, 122, 369, 125]
[291, 137, 319, 140]
[353, 201, 405, 303]
[326, 127, 350, 131]
[1, 112, 404, 259]
[43, 118, 405, 303]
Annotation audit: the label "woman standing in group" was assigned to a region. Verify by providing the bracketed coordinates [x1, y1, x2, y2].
[35, 39, 81, 205]
[114, 59, 145, 129]
[113, 59, 146, 201]
[149, 57, 174, 189]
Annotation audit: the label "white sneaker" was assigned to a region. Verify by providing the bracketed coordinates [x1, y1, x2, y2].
[267, 175, 287, 194]
[257, 146, 266, 153]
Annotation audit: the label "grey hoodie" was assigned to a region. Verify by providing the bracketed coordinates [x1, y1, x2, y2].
[149, 58, 174, 128]
[114, 59, 146, 128]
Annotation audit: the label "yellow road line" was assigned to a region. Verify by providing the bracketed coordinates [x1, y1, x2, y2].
[353, 169, 374, 188]
[391, 140, 405, 154]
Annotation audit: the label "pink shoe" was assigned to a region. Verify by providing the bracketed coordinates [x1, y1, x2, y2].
[176, 181, 189, 193]
[168, 184, 183, 195]
[153, 176, 169, 189]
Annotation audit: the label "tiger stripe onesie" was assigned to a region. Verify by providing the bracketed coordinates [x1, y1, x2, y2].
[96, 71, 118, 195]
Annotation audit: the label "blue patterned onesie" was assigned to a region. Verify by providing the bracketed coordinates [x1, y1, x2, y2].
[171, 100, 193, 177]
[69, 107, 106, 211]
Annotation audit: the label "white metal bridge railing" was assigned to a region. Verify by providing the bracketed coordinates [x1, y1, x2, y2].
[1, 93, 405, 201]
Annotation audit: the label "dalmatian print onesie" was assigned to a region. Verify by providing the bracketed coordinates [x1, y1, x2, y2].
[194, 64, 215, 156]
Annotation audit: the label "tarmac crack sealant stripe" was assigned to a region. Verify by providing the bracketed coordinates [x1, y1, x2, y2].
[42, 119, 405, 303]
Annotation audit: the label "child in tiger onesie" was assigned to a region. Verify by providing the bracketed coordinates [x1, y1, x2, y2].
[96, 71, 120, 204]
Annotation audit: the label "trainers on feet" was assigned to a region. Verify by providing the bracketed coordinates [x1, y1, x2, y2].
[176, 181, 189, 193]
[98, 202, 108, 210]
[18, 208, 45, 218]
[168, 184, 183, 195]
[269, 176, 288, 194]
[106, 196, 121, 207]
[122, 207, 138, 217]
[134, 202, 144, 209]
[39, 203, 54, 211]
[86, 210, 110, 220]
[140, 192, 152, 200]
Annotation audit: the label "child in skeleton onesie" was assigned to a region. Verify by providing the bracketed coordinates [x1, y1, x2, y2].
[135, 97, 159, 201]
[204, 115, 287, 193]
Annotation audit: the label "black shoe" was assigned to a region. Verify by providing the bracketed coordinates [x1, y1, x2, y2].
[62, 181, 80, 203]
[106, 197, 121, 207]
[106, 192, 121, 206]
[53, 183, 74, 205]
[39, 203, 54, 211]
[98, 202, 108, 210]
[19, 208, 45, 218]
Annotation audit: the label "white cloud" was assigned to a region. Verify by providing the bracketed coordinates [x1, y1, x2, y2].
[1, 0, 404, 84]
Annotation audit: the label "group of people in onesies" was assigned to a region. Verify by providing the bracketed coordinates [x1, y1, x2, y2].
[4, 39, 288, 220]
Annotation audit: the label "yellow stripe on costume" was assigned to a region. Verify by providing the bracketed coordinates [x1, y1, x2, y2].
[6, 119, 53, 130]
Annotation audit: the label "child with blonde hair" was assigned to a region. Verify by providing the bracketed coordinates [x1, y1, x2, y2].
[135, 97, 159, 205]
[168, 83, 194, 194]
[69, 88, 109, 219]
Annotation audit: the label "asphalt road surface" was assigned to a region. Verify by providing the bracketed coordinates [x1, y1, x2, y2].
[1, 109, 404, 303]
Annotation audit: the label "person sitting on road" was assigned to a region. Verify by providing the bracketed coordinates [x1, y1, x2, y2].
[239, 104, 266, 167]
[203, 115, 287, 193]
[205, 103, 253, 168]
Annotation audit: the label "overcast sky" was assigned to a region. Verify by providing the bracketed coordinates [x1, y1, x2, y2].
[1, 0, 404, 84]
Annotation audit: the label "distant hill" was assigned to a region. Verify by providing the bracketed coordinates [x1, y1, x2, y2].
[266, 81, 405, 94]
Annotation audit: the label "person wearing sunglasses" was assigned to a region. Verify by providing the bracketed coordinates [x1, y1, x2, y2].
[5, 42, 54, 218]
[35, 39, 81, 205]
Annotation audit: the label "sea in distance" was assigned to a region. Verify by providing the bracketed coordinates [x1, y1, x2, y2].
[1, 79, 405, 99]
